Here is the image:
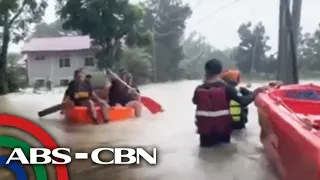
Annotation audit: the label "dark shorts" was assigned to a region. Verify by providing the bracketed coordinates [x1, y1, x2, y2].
[199, 133, 231, 147]
[232, 121, 245, 129]
[73, 99, 90, 106]
[110, 96, 134, 107]
[118, 99, 130, 106]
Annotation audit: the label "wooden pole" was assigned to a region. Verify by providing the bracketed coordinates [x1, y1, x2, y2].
[251, 36, 258, 74]
[277, 0, 301, 84]
[277, 0, 289, 82]
[291, 0, 302, 84]
[152, 35, 157, 82]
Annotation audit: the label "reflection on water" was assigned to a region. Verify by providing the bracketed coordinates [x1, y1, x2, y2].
[1, 80, 315, 179]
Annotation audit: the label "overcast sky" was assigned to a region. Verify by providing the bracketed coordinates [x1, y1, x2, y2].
[9, 0, 320, 53]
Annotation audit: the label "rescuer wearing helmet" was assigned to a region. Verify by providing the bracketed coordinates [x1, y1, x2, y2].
[221, 69, 253, 130]
[192, 59, 262, 147]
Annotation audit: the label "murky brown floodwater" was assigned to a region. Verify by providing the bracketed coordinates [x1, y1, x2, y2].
[0, 80, 315, 180]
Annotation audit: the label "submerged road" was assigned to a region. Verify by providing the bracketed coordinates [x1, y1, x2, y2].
[1, 80, 306, 180]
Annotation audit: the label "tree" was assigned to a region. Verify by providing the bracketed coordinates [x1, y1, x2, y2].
[299, 25, 320, 72]
[143, 0, 192, 81]
[180, 31, 235, 79]
[223, 47, 238, 62]
[0, 0, 47, 94]
[120, 48, 153, 84]
[7, 52, 22, 67]
[6, 52, 26, 91]
[31, 20, 78, 38]
[234, 22, 271, 74]
[57, 0, 152, 70]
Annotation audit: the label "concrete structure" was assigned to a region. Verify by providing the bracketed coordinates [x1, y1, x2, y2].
[22, 35, 97, 86]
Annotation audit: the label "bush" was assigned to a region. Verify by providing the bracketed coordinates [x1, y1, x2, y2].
[120, 48, 153, 85]
[6, 67, 27, 92]
[6, 71, 19, 92]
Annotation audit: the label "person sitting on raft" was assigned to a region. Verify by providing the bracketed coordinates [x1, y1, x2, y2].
[192, 59, 263, 147]
[221, 69, 253, 130]
[118, 69, 140, 93]
[108, 69, 142, 117]
[63, 69, 109, 124]
[84, 73, 109, 104]
[85, 74, 92, 83]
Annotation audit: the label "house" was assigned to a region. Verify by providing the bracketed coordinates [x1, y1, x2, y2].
[22, 35, 97, 86]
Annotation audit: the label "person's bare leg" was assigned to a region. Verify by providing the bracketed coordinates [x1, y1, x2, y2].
[86, 100, 98, 124]
[98, 101, 109, 123]
[126, 100, 142, 117]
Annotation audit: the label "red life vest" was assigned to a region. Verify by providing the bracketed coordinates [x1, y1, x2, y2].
[194, 86, 232, 135]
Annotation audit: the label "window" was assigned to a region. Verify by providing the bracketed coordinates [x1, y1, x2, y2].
[60, 79, 69, 86]
[59, 57, 70, 68]
[35, 56, 45, 60]
[84, 57, 95, 66]
[35, 79, 45, 87]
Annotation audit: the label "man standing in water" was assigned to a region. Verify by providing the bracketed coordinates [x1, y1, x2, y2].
[46, 77, 52, 91]
[192, 59, 263, 147]
[63, 69, 109, 124]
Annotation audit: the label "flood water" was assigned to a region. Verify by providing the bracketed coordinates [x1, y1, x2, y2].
[0, 80, 316, 180]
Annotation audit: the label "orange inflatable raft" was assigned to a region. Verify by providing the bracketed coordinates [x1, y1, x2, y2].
[255, 84, 320, 180]
[65, 106, 135, 123]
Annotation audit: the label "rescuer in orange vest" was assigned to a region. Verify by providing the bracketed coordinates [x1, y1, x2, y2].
[192, 59, 263, 147]
[221, 69, 253, 130]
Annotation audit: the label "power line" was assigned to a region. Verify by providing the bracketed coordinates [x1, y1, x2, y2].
[151, 0, 206, 81]
[152, 0, 243, 36]
[191, 0, 205, 10]
[194, 0, 244, 25]
[152, 0, 246, 44]
[152, 0, 206, 36]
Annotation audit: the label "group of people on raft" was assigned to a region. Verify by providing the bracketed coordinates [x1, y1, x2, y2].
[62, 68, 142, 124]
[61, 57, 274, 147]
[193, 58, 274, 147]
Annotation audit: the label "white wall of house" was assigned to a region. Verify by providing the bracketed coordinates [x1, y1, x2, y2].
[26, 50, 97, 86]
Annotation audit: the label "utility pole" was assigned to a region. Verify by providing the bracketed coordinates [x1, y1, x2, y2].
[152, 34, 157, 82]
[277, 0, 289, 82]
[277, 0, 301, 84]
[292, 0, 302, 46]
[291, 0, 302, 84]
[276, 0, 285, 80]
[251, 36, 258, 74]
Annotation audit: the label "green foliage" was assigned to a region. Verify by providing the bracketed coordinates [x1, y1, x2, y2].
[299, 25, 320, 71]
[31, 20, 78, 38]
[180, 31, 235, 80]
[126, 29, 153, 47]
[6, 69, 20, 92]
[234, 22, 273, 74]
[143, 0, 192, 81]
[58, 0, 151, 70]
[7, 52, 22, 67]
[0, 0, 47, 94]
[120, 48, 152, 84]
[0, 0, 47, 43]
[6, 67, 27, 92]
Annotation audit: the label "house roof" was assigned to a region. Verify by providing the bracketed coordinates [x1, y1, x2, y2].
[22, 35, 92, 53]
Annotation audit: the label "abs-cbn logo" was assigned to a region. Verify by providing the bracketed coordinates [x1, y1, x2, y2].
[6, 148, 157, 165]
